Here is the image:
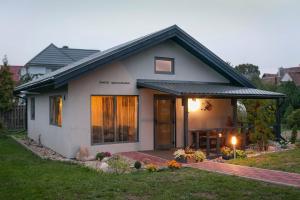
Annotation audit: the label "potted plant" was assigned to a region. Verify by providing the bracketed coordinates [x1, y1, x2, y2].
[184, 147, 195, 163]
[221, 146, 232, 160]
[173, 149, 187, 163]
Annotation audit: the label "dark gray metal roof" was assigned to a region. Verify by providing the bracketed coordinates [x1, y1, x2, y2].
[137, 79, 285, 99]
[16, 25, 255, 93]
[26, 44, 99, 67]
[60, 47, 100, 61]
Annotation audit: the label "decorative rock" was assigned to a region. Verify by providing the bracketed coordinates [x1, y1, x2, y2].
[99, 162, 110, 172]
[102, 157, 111, 162]
[75, 146, 95, 161]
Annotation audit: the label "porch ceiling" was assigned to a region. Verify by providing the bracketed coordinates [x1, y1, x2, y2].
[137, 79, 285, 99]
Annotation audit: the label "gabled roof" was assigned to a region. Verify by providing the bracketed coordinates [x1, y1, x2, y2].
[285, 72, 300, 86]
[26, 44, 99, 67]
[137, 79, 285, 99]
[15, 25, 255, 93]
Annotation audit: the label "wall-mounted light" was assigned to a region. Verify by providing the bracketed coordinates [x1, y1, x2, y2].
[188, 98, 201, 112]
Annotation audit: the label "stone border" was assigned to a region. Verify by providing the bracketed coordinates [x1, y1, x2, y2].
[10, 135, 78, 164]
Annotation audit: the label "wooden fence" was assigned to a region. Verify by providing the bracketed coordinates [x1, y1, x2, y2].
[0, 105, 26, 129]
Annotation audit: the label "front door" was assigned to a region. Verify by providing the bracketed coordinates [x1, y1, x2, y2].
[154, 95, 175, 150]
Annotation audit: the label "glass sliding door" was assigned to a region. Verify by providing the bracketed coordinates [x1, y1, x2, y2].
[91, 96, 138, 144]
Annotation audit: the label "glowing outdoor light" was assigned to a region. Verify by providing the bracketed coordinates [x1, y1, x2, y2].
[231, 135, 237, 159]
[188, 98, 201, 112]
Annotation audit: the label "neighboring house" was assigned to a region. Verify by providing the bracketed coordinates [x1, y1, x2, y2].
[0, 65, 22, 83]
[8, 65, 22, 83]
[261, 73, 278, 85]
[262, 65, 300, 86]
[21, 44, 99, 78]
[15, 25, 284, 158]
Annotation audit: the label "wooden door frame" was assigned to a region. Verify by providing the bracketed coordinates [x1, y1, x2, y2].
[153, 94, 176, 150]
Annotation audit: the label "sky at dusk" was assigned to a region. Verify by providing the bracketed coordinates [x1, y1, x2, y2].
[0, 0, 299, 74]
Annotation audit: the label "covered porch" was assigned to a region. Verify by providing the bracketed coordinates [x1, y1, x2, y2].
[138, 79, 285, 157]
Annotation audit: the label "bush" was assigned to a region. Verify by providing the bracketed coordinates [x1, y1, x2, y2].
[167, 160, 181, 170]
[235, 150, 247, 158]
[134, 161, 142, 169]
[146, 164, 157, 172]
[279, 140, 289, 149]
[221, 146, 232, 157]
[287, 109, 300, 129]
[291, 126, 298, 144]
[193, 150, 206, 162]
[96, 152, 105, 161]
[107, 155, 130, 174]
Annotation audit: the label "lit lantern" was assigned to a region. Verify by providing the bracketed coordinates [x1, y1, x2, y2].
[188, 98, 201, 112]
[231, 135, 237, 159]
[231, 136, 237, 145]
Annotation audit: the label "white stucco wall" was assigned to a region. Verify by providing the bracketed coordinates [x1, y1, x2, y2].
[27, 39, 231, 158]
[27, 91, 71, 156]
[28, 66, 47, 75]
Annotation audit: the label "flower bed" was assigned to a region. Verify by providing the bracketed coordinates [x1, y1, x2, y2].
[173, 148, 206, 163]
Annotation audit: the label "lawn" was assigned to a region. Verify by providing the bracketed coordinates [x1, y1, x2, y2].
[0, 134, 300, 200]
[227, 148, 300, 174]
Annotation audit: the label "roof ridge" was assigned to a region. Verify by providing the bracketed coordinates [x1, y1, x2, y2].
[25, 43, 58, 66]
[59, 47, 100, 51]
[56, 46, 76, 62]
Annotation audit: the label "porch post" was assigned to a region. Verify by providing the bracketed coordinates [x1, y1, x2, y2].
[275, 98, 282, 141]
[183, 97, 189, 147]
[231, 98, 237, 127]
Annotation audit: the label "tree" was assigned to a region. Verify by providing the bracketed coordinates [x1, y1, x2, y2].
[287, 109, 300, 129]
[0, 55, 15, 111]
[243, 99, 275, 150]
[235, 63, 261, 81]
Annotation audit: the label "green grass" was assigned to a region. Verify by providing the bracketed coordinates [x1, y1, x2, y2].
[1, 134, 300, 200]
[227, 148, 300, 174]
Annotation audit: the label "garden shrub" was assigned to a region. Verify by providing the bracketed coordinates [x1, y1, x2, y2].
[134, 161, 142, 169]
[96, 152, 105, 161]
[107, 155, 130, 174]
[235, 150, 247, 158]
[96, 152, 111, 161]
[193, 150, 206, 162]
[290, 126, 298, 144]
[287, 109, 300, 129]
[146, 164, 157, 172]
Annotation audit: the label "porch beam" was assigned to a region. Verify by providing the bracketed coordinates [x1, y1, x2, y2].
[231, 99, 237, 127]
[183, 97, 189, 147]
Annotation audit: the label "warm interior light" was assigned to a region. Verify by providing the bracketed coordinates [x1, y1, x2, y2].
[188, 98, 201, 112]
[231, 136, 237, 145]
[218, 133, 222, 138]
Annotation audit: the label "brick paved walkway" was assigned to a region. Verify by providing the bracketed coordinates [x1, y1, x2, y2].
[187, 161, 300, 188]
[119, 151, 300, 188]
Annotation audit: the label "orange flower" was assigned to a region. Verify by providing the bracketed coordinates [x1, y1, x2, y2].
[167, 160, 182, 169]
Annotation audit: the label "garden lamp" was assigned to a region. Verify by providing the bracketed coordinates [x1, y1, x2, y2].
[231, 136, 237, 159]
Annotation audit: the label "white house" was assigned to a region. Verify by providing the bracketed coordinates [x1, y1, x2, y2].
[15, 25, 284, 158]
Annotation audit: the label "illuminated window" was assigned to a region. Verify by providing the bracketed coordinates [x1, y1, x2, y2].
[49, 96, 62, 127]
[91, 96, 138, 144]
[155, 57, 174, 74]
